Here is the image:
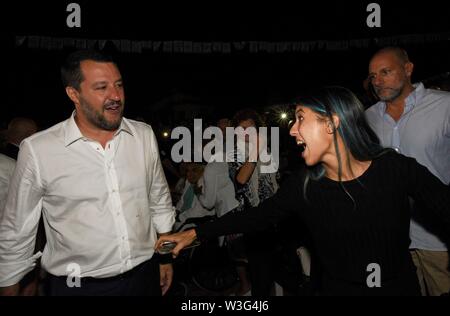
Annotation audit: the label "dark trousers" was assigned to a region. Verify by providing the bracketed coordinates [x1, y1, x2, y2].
[244, 231, 277, 296]
[47, 257, 162, 296]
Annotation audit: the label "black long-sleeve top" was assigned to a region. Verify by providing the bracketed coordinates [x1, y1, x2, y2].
[196, 152, 450, 295]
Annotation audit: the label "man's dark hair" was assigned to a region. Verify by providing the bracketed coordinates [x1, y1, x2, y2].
[232, 108, 266, 128]
[61, 50, 115, 90]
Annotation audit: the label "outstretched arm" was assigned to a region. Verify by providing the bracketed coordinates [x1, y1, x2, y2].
[156, 170, 305, 257]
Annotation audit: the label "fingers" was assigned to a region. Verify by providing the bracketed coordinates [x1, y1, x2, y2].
[161, 283, 169, 296]
[155, 235, 176, 250]
[0, 283, 20, 296]
[155, 230, 197, 258]
[160, 265, 173, 296]
[171, 244, 184, 258]
[155, 238, 164, 250]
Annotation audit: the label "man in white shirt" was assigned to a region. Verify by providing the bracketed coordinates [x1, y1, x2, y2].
[0, 119, 42, 296]
[197, 156, 239, 219]
[0, 50, 175, 296]
[196, 148, 239, 248]
[174, 163, 213, 231]
[0, 117, 38, 160]
[0, 153, 15, 212]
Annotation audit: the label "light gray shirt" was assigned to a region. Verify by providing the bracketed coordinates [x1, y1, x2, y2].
[198, 151, 239, 218]
[175, 177, 212, 229]
[365, 83, 450, 251]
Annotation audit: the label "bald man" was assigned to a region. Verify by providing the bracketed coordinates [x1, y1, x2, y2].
[0, 118, 38, 160]
[365, 47, 450, 296]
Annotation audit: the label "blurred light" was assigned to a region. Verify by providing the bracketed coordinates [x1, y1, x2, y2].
[280, 112, 288, 120]
[162, 132, 169, 138]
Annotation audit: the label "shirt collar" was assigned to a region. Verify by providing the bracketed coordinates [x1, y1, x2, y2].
[64, 111, 134, 147]
[376, 82, 425, 117]
[404, 82, 424, 113]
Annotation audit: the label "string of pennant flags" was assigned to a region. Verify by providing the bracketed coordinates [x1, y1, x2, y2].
[14, 32, 449, 54]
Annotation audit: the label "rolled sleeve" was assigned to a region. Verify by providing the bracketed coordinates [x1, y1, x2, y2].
[197, 164, 217, 210]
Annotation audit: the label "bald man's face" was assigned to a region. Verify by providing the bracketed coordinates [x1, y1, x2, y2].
[7, 118, 38, 144]
[368, 52, 413, 102]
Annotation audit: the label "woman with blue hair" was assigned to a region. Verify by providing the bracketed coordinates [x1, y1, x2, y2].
[156, 86, 450, 296]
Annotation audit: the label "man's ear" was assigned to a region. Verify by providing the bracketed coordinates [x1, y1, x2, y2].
[65, 86, 80, 105]
[405, 62, 414, 78]
[326, 115, 340, 134]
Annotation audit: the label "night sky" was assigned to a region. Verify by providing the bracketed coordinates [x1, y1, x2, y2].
[2, 1, 449, 129]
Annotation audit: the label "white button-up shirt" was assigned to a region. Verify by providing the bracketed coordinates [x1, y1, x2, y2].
[198, 151, 239, 218]
[0, 154, 16, 212]
[0, 113, 175, 287]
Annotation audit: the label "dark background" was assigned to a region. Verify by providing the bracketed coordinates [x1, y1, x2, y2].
[1, 0, 449, 130]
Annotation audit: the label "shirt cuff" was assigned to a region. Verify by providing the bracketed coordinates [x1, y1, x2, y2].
[153, 207, 176, 234]
[0, 252, 42, 287]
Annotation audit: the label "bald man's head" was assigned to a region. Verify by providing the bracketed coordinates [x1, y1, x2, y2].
[371, 47, 410, 65]
[368, 47, 414, 103]
[7, 118, 38, 145]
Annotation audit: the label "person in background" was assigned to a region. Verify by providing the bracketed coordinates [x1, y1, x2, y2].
[0, 117, 41, 296]
[0, 118, 38, 160]
[0, 154, 15, 212]
[225, 109, 279, 296]
[174, 162, 212, 231]
[366, 47, 450, 296]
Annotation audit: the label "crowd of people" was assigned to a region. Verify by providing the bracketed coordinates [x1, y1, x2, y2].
[0, 47, 449, 296]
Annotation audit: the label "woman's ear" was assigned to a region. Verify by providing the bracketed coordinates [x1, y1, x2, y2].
[326, 114, 340, 134]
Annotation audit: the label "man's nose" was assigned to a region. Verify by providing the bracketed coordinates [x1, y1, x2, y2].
[110, 87, 121, 101]
[372, 75, 383, 87]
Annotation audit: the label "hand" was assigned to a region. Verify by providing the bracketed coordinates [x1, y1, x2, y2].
[20, 277, 39, 296]
[159, 263, 173, 296]
[155, 229, 197, 258]
[249, 133, 266, 162]
[0, 283, 20, 296]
